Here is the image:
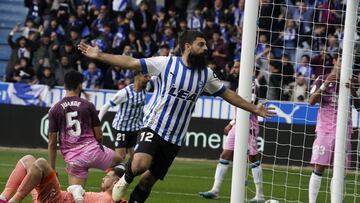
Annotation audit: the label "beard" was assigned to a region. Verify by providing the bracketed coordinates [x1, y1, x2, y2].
[187, 51, 208, 70]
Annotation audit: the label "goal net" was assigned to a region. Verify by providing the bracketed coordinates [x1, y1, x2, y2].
[243, 0, 360, 202]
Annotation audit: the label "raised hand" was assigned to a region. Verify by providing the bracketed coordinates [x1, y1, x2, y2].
[77, 41, 101, 59]
[324, 73, 337, 87]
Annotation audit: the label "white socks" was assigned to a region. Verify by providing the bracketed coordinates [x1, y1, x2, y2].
[67, 185, 85, 203]
[309, 172, 322, 203]
[251, 163, 264, 199]
[211, 159, 229, 194]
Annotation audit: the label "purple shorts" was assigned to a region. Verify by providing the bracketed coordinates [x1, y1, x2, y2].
[224, 125, 258, 156]
[310, 132, 351, 167]
[63, 143, 115, 179]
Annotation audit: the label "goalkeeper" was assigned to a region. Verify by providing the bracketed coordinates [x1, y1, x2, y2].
[199, 61, 265, 202]
[0, 155, 127, 203]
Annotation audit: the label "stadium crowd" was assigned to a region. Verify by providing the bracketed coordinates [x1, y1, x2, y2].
[4, 0, 359, 102]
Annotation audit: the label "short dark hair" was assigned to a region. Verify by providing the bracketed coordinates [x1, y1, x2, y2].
[178, 30, 206, 54]
[64, 71, 83, 91]
[301, 54, 310, 61]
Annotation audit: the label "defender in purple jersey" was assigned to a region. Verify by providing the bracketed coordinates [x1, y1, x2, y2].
[48, 71, 121, 203]
[308, 54, 360, 203]
[78, 30, 276, 203]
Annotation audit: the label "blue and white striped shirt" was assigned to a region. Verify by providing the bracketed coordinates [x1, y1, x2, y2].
[111, 84, 146, 132]
[139, 56, 226, 146]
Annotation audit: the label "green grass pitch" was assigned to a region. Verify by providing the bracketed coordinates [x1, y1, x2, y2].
[0, 148, 358, 202]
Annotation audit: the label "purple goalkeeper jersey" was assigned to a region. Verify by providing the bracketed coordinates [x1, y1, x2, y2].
[48, 96, 101, 154]
[311, 75, 353, 134]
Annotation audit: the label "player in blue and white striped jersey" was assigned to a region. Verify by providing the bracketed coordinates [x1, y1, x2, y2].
[98, 72, 150, 163]
[78, 30, 275, 203]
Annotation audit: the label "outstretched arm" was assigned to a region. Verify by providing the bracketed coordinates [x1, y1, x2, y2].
[78, 42, 141, 71]
[98, 103, 112, 121]
[220, 89, 275, 118]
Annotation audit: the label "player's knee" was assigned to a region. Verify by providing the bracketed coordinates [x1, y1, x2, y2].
[314, 165, 325, 173]
[131, 161, 150, 174]
[34, 158, 50, 171]
[220, 150, 233, 161]
[139, 175, 156, 190]
[21, 155, 36, 169]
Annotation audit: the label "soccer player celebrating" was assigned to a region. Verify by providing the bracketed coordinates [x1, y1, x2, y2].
[47, 71, 122, 202]
[308, 54, 360, 203]
[78, 30, 275, 203]
[199, 62, 264, 202]
[0, 155, 127, 203]
[98, 71, 150, 163]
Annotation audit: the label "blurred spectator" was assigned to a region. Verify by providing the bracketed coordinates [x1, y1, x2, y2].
[281, 19, 297, 62]
[326, 34, 339, 57]
[267, 60, 281, 100]
[103, 65, 123, 90]
[58, 40, 81, 69]
[39, 66, 56, 87]
[311, 47, 333, 77]
[134, 1, 153, 32]
[24, 0, 45, 24]
[280, 54, 295, 100]
[82, 62, 103, 89]
[286, 73, 308, 102]
[140, 32, 158, 57]
[68, 26, 82, 46]
[158, 44, 170, 56]
[233, 0, 244, 27]
[219, 18, 230, 43]
[203, 17, 219, 40]
[112, 0, 131, 14]
[125, 8, 136, 31]
[167, 7, 179, 29]
[33, 33, 52, 74]
[178, 19, 189, 33]
[7, 57, 35, 84]
[227, 60, 239, 91]
[160, 26, 176, 51]
[6, 25, 32, 80]
[208, 30, 228, 70]
[20, 19, 38, 38]
[46, 19, 65, 40]
[296, 54, 314, 83]
[286, 0, 314, 36]
[311, 24, 326, 52]
[54, 55, 75, 86]
[187, 6, 204, 31]
[153, 8, 167, 39]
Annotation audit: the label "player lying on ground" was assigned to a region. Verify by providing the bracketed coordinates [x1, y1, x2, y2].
[78, 30, 276, 203]
[47, 71, 122, 202]
[199, 61, 265, 202]
[308, 54, 360, 203]
[0, 155, 127, 203]
[99, 71, 150, 163]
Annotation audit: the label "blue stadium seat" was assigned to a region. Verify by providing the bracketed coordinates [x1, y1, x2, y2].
[0, 46, 11, 61]
[0, 28, 11, 44]
[0, 60, 8, 79]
